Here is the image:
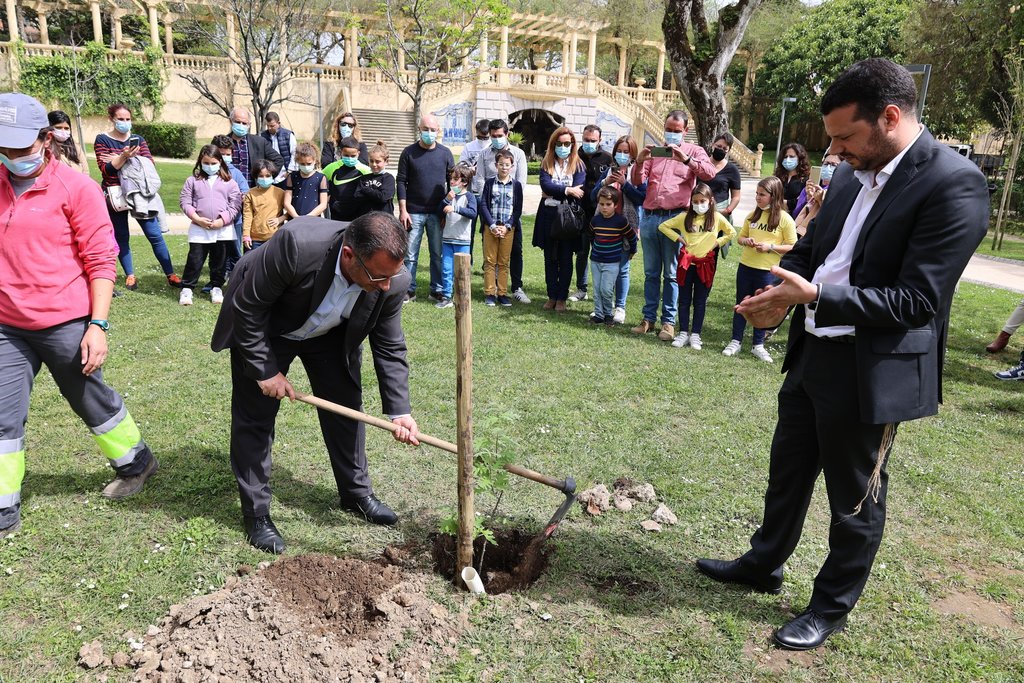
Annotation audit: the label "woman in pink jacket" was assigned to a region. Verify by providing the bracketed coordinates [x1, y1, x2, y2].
[0, 94, 158, 538]
[178, 144, 242, 305]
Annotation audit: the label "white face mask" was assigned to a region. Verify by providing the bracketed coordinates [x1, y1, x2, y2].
[52, 129, 71, 142]
[692, 202, 709, 215]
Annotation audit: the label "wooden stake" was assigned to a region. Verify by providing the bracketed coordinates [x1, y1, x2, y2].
[453, 253, 475, 586]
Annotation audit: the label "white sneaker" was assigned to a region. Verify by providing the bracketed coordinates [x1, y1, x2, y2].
[512, 287, 531, 304]
[210, 287, 224, 304]
[179, 287, 193, 306]
[689, 334, 703, 350]
[722, 340, 741, 357]
[670, 332, 690, 348]
[568, 289, 587, 302]
[612, 307, 626, 324]
[751, 344, 773, 363]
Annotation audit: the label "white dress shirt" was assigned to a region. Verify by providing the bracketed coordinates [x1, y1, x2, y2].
[282, 258, 362, 340]
[805, 125, 924, 338]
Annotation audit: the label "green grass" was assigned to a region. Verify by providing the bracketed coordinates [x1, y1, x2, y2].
[978, 231, 1024, 262]
[2, 217, 1023, 681]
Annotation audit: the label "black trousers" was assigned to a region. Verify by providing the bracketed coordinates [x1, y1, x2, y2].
[543, 238, 575, 300]
[740, 334, 894, 619]
[229, 326, 370, 517]
[574, 230, 592, 291]
[510, 223, 524, 292]
[182, 241, 230, 290]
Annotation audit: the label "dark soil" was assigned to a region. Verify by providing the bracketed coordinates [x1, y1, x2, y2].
[431, 528, 551, 594]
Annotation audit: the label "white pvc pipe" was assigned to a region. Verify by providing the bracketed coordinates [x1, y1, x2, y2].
[461, 567, 486, 595]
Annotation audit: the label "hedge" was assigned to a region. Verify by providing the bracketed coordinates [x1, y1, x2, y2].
[133, 122, 197, 159]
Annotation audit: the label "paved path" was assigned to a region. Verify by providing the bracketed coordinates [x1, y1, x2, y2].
[142, 175, 1024, 294]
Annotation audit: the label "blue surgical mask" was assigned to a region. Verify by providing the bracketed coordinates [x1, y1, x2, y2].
[782, 157, 798, 171]
[231, 122, 248, 137]
[614, 152, 631, 167]
[339, 124, 354, 138]
[298, 163, 315, 175]
[202, 163, 221, 176]
[581, 141, 598, 155]
[554, 145, 571, 159]
[664, 131, 683, 146]
[1, 149, 44, 177]
[490, 136, 507, 150]
[820, 164, 836, 182]
[341, 156, 358, 167]
[114, 121, 131, 134]
[420, 131, 437, 145]
[221, 154, 232, 165]
[256, 177, 274, 189]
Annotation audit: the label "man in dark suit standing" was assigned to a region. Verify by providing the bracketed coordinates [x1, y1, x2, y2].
[227, 107, 284, 187]
[696, 59, 989, 650]
[211, 213, 420, 553]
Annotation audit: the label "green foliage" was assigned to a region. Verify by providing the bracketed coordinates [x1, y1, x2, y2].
[527, 160, 541, 175]
[17, 42, 164, 117]
[754, 0, 910, 124]
[132, 122, 198, 159]
[438, 514, 497, 545]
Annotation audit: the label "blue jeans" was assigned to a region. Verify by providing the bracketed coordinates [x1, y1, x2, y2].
[109, 208, 174, 276]
[678, 264, 711, 334]
[405, 213, 442, 295]
[640, 210, 682, 325]
[590, 260, 618, 320]
[615, 253, 631, 309]
[732, 263, 774, 345]
[441, 242, 471, 298]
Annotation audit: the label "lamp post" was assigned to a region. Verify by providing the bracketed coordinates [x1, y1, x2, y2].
[312, 66, 324, 154]
[776, 96, 797, 162]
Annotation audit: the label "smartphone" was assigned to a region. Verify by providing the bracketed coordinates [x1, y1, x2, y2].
[127, 135, 141, 148]
[809, 165, 821, 185]
[651, 146, 673, 158]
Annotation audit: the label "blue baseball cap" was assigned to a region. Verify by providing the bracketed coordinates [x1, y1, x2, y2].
[0, 93, 49, 148]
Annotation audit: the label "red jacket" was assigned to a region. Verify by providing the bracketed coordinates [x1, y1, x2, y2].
[0, 159, 117, 330]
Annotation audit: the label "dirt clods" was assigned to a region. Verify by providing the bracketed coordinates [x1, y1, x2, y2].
[578, 484, 611, 515]
[651, 503, 678, 526]
[127, 554, 460, 682]
[432, 529, 550, 594]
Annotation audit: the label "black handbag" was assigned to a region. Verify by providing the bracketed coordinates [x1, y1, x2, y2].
[551, 198, 585, 241]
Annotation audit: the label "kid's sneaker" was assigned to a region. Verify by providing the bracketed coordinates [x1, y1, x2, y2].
[689, 334, 703, 350]
[751, 344, 773, 363]
[497, 295, 512, 307]
[435, 297, 454, 309]
[484, 295, 497, 306]
[211, 287, 224, 304]
[179, 288, 193, 306]
[512, 288, 531, 304]
[722, 340, 741, 356]
[994, 360, 1024, 380]
[671, 332, 690, 348]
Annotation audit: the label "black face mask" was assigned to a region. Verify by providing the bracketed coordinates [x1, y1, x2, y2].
[711, 147, 727, 161]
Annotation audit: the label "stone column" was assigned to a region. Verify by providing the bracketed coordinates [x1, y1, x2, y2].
[477, 31, 489, 85]
[90, 0, 102, 43]
[617, 43, 627, 87]
[586, 31, 597, 76]
[147, 2, 159, 49]
[656, 47, 666, 92]
[569, 31, 579, 74]
[37, 11, 49, 44]
[498, 25, 508, 69]
[112, 8, 125, 49]
[5, 0, 19, 41]
[163, 13, 175, 54]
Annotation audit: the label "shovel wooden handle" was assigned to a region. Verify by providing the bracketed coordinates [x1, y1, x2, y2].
[294, 392, 574, 494]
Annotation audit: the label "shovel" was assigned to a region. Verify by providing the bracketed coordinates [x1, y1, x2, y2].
[295, 392, 577, 538]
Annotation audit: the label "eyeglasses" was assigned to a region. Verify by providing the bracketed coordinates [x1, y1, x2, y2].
[353, 252, 395, 283]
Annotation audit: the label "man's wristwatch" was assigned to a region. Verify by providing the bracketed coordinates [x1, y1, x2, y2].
[89, 319, 110, 332]
[807, 284, 822, 311]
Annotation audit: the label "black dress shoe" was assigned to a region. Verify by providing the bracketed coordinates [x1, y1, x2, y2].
[695, 558, 784, 594]
[339, 493, 398, 526]
[773, 610, 847, 650]
[243, 515, 286, 554]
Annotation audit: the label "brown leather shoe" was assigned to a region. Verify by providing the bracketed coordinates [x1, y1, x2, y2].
[542, 299, 556, 310]
[101, 456, 158, 499]
[986, 331, 1011, 353]
[554, 300, 567, 312]
[631, 320, 655, 334]
[657, 323, 676, 341]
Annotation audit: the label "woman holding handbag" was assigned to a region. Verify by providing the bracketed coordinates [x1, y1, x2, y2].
[94, 103, 180, 291]
[532, 127, 586, 312]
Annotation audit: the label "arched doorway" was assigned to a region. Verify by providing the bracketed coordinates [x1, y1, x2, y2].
[509, 109, 564, 161]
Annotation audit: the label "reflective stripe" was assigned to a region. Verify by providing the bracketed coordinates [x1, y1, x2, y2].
[91, 403, 128, 437]
[0, 448, 26, 496]
[0, 491, 21, 508]
[90, 409, 143, 462]
[0, 437, 25, 455]
[108, 442, 145, 469]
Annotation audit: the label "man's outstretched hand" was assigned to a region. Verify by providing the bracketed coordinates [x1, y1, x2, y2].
[735, 266, 817, 329]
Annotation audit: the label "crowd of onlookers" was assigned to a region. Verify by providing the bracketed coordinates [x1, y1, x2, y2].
[43, 102, 1024, 376]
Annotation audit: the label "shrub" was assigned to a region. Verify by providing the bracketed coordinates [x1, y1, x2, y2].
[133, 122, 197, 159]
[527, 160, 540, 175]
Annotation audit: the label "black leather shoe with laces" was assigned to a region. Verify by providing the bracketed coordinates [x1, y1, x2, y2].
[243, 514, 286, 554]
[773, 610, 847, 650]
[339, 494, 398, 526]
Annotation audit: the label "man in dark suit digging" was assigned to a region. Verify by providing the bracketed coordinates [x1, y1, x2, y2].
[212, 212, 420, 553]
[696, 59, 989, 649]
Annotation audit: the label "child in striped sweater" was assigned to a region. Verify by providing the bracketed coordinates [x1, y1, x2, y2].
[589, 187, 636, 325]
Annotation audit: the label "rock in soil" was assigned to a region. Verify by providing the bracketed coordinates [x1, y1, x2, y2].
[640, 520, 662, 533]
[78, 640, 105, 669]
[612, 493, 633, 512]
[651, 503, 678, 525]
[130, 554, 460, 682]
[578, 484, 611, 515]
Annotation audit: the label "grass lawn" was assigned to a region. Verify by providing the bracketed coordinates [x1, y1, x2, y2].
[1, 217, 1023, 681]
[978, 231, 1024, 262]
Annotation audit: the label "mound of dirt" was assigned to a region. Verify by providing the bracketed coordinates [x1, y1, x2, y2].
[128, 555, 461, 683]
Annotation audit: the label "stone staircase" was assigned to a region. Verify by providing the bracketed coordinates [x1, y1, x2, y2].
[352, 109, 418, 159]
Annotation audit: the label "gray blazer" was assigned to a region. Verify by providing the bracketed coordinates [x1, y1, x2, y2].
[210, 217, 413, 416]
[781, 128, 989, 424]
